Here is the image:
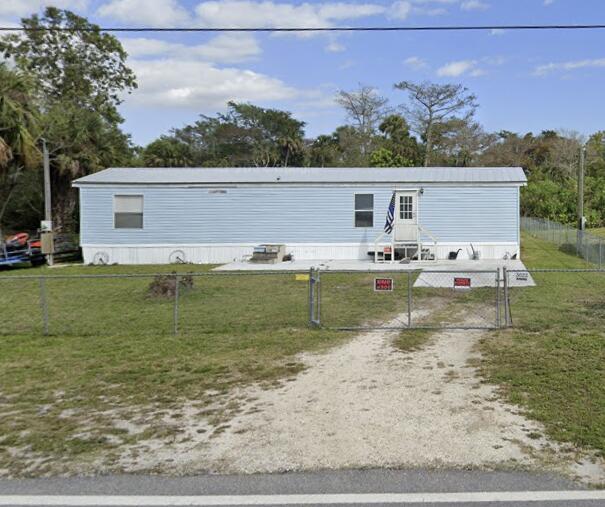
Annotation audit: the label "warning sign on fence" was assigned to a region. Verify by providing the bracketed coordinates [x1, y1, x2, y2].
[454, 277, 472, 289]
[374, 278, 394, 292]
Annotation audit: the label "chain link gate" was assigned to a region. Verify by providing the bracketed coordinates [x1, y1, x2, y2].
[309, 268, 503, 331]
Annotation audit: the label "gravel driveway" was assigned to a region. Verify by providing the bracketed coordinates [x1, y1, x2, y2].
[116, 312, 604, 483]
[197, 316, 548, 473]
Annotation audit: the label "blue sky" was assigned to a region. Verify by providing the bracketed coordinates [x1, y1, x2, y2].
[2, 0, 605, 146]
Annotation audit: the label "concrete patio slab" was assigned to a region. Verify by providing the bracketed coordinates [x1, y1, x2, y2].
[214, 259, 535, 287]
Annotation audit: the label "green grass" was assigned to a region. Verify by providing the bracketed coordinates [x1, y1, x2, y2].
[479, 232, 605, 455]
[0, 263, 419, 474]
[590, 228, 605, 240]
[2, 237, 604, 473]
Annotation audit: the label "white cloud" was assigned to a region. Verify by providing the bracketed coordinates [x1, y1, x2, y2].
[325, 40, 346, 53]
[544, 0, 555, 5]
[404, 56, 428, 69]
[437, 59, 484, 77]
[408, 0, 458, 16]
[411, 0, 457, 4]
[0, 0, 88, 17]
[317, 3, 385, 20]
[194, 1, 386, 29]
[97, 0, 190, 27]
[338, 59, 355, 70]
[534, 58, 605, 76]
[122, 33, 261, 63]
[193, 33, 261, 62]
[121, 38, 179, 57]
[128, 58, 297, 108]
[460, 0, 489, 11]
[483, 55, 506, 66]
[390, 1, 412, 20]
[489, 28, 506, 36]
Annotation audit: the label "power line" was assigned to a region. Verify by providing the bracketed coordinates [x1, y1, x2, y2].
[0, 23, 605, 32]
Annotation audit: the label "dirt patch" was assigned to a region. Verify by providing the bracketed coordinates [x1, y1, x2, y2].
[191, 321, 545, 473]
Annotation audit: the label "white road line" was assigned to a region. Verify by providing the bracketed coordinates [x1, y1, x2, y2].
[0, 491, 605, 505]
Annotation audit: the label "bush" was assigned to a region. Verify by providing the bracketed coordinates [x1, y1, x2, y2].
[147, 273, 193, 298]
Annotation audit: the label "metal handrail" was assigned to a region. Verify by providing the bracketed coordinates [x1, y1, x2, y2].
[418, 224, 438, 244]
[373, 223, 440, 263]
[373, 230, 389, 263]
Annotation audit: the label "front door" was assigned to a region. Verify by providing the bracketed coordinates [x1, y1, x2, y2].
[394, 191, 418, 242]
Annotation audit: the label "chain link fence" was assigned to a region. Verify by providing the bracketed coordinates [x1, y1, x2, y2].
[311, 269, 503, 330]
[0, 268, 505, 337]
[503, 268, 605, 331]
[3, 267, 604, 337]
[0, 271, 310, 337]
[522, 216, 605, 268]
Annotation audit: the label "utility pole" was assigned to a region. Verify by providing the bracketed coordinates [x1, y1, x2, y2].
[42, 139, 54, 266]
[578, 146, 585, 231]
[576, 144, 588, 259]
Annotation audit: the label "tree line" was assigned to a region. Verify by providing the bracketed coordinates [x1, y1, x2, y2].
[1, 7, 605, 235]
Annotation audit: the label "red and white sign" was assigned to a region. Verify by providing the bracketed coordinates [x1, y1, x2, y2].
[374, 278, 394, 292]
[454, 277, 471, 289]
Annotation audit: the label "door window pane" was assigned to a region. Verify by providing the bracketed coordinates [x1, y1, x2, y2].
[399, 195, 413, 220]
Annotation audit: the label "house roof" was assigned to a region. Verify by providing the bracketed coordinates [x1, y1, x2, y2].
[73, 166, 527, 186]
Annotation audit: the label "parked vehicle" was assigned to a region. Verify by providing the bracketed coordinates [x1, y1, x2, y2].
[0, 232, 81, 268]
[0, 232, 45, 267]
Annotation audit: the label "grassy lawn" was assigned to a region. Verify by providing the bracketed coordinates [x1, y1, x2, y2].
[479, 232, 605, 456]
[0, 263, 416, 474]
[2, 238, 604, 474]
[590, 228, 605, 240]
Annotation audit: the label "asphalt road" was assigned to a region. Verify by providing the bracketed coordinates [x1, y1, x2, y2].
[0, 469, 603, 506]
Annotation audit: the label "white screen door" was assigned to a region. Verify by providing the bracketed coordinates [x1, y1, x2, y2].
[394, 191, 418, 241]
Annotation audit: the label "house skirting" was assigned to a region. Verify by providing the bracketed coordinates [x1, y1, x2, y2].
[82, 242, 520, 265]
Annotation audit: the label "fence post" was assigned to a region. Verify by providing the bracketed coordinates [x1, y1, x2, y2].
[308, 267, 315, 326]
[316, 268, 321, 326]
[495, 268, 500, 329]
[39, 277, 49, 336]
[173, 273, 179, 335]
[503, 267, 510, 328]
[600, 241, 603, 270]
[407, 271, 412, 328]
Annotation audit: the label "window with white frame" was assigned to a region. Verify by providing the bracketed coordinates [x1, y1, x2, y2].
[354, 194, 374, 228]
[114, 195, 143, 229]
[399, 195, 413, 220]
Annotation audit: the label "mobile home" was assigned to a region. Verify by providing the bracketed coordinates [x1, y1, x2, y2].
[73, 166, 526, 265]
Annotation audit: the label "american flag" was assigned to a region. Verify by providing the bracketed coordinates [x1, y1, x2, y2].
[384, 193, 395, 234]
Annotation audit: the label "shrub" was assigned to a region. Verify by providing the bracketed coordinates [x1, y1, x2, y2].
[147, 273, 193, 298]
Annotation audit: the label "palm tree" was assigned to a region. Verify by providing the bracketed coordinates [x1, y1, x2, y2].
[0, 63, 40, 236]
[278, 136, 304, 167]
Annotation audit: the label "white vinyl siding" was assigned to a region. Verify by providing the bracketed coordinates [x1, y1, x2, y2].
[80, 185, 519, 245]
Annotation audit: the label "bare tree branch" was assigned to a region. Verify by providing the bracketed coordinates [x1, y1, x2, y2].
[335, 85, 389, 156]
[394, 80, 477, 166]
